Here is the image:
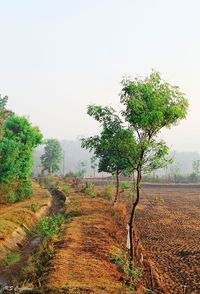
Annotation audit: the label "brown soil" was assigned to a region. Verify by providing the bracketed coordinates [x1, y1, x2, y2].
[136, 185, 200, 294]
[46, 193, 131, 293]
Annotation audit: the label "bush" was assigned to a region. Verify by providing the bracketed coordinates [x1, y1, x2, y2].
[16, 179, 33, 201]
[32, 214, 64, 238]
[101, 184, 113, 200]
[83, 182, 96, 198]
[6, 191, 17, 203]
[62, 185, 70, 196]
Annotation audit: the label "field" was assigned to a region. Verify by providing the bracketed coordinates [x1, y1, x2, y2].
[136, 184, 200, 294]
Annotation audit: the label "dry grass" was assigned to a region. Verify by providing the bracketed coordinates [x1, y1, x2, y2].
[46, 194, 131, 293]
[0, 181, 51, 243]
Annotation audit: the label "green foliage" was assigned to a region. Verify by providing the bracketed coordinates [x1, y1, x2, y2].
[120, 71, 188, 173]
[6, 191, 17, 203]
[111, 247, 142, 289]
[82, 106, 136, 175]
[0, 94, 8, 136]
[145, 290, 154, 294]
[191, 160, 200, 180]
[30, 202, 40, 213]
[0, 114, 43, 201]
[32, 214, 64, 238]
[62, 185, 70, 196]
[82, 182, 97, 198]
[4, 252, 21, 266]
[41, 139, 63, 175]
[119, 182, 131, 190]
[101, 184, 113, 200]
[16, 179, 33, 200]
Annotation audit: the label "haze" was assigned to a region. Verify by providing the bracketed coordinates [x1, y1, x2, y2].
[0, 0, 199, 152]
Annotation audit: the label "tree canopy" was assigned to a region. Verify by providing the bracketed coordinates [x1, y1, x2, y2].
[41, 138, 63, 175]
[0, 111, 43, 201]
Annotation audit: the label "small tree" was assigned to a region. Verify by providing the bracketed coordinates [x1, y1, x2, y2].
[120, 71, 188, 264]
[190, 160, 200, 181]
[90, 156, 98, 177]
[41, 139, 63, 175]
[82, 105, 136, 202]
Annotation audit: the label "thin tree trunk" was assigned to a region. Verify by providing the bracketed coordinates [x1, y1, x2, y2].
[114, 168, 119, 203]
[129, 168, 141, 269]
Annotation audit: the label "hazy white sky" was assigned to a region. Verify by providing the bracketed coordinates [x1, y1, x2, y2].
[0, 0, 200, 151]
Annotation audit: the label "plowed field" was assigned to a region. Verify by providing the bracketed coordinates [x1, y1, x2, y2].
[137, 184, 200, 294]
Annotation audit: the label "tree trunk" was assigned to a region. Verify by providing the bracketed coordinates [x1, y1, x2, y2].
[129, 168, 141, 269]
[114, 168, 119, 203]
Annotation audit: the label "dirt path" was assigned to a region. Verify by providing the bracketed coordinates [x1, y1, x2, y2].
[46, 194, 129, 293]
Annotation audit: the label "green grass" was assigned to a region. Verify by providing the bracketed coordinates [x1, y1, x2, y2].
[4, 252, 21, 266]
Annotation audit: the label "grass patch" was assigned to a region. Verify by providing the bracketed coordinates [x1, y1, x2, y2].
[111, 246, 142, 291]
[100, 184, 113, 200]
[4, 252, 21, 266]
[82, 182, 97, 198]
[30, 214, 65, 238]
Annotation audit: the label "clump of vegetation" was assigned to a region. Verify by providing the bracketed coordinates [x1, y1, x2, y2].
[111, 246, 142, 291]
[0, 96, 43, 203]
[31, 214, 64, 238]
[62, 184, 70, 196]
[41, 139, 63, 175]
[4, 252, 21, 266]
[30, 202, 40, 212]
[6, 191, 17, 203]
[82, 182, 97, 198]
[100, 184, 113, 200]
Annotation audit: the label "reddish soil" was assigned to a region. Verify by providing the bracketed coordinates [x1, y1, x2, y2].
[136, 185, 200, 294]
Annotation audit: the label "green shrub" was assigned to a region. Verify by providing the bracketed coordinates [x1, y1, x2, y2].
[62, 185, 70, 196]
[101, 185, 113, 200]
[32, 214, 64, 238]
[6, 191, 17, 203]
[16, 179, 33, 201]
[111, 246, 142, 290]
[4, 252, 21, 266]
[30, 202, 40, 212]
[83, 182, 97, 198]
[119, 182, 131, 190]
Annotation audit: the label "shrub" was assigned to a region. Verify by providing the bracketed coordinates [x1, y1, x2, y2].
[6, 191, 17, 203]
[101, 184, 113, 200]
[32, 214, 64, 238]
[4, 252, 21, 266]
[16, 179, 33, 201]
[62, 185, 70, 196]
[111, 246, 142, 290]
[83, 182, 96, 198]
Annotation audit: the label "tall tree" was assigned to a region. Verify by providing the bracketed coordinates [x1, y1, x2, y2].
[41, 139, 63, 175]
[120, 71, 188, 265]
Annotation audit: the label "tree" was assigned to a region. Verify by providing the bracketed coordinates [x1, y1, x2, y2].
[190, 160, 200, 181]
[120, 71, 188, 265]
[90, 156, 98, 177]
[41, 139, 63, 175]
[0, 115, 43, 200]
[82, 105, 136, 202]
[0, 94, 8, 137]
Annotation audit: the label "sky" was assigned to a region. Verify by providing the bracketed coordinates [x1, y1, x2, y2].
[0, 0, 200, 152]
